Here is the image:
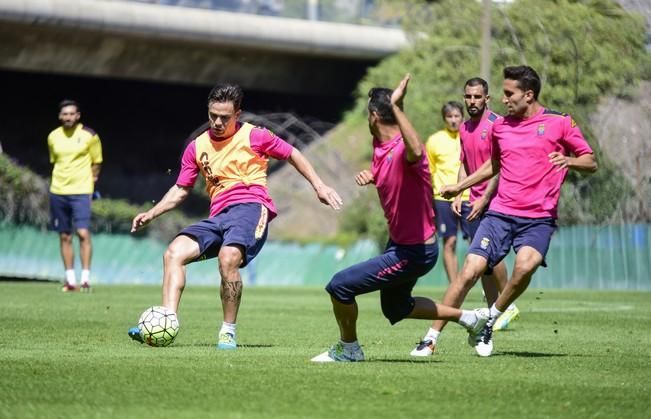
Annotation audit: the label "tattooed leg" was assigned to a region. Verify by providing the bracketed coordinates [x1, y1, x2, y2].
[218, 245, 245, 323]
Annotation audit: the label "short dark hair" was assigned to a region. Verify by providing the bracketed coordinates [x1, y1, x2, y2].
[58, 99, 79, 112]
[503, 65, 541, 99]
[367, 87, 397, 124]
[464, 77, 489, 95]
[441, 101, 464, 120]
[207, 83, 244, 110]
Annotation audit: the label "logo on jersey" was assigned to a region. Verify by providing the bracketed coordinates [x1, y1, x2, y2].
[480, 237, 490, 250]
[199, 152, 221, 188]
[537, 124, 545, 136]
[481, 129, 488, 140]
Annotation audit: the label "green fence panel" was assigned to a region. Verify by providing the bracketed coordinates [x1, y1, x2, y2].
[0, 224, 649, 290]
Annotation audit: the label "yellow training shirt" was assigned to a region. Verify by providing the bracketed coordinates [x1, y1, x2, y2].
[425, 128, 470, 202]
[48, 123, 103, 195]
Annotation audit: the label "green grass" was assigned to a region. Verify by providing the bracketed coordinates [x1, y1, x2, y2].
[0, 282, 649, 419]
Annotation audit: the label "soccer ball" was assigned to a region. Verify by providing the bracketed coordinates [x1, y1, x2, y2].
[138, 306, 180, 347]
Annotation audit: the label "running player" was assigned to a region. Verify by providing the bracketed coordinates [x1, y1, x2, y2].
[437, 66, 597, 357]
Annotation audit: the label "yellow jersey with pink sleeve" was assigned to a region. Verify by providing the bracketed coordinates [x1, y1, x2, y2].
[489, 108, 593, 219]
[175, 122, 293, 219]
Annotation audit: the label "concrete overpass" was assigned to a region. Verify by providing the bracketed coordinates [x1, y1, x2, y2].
[0, 0, 408, 95]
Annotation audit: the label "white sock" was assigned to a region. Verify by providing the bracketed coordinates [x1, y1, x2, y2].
[424, 328, 440, 342]
[219, 322, 236, 336]
[488, 304, 503, 327]
[340, 340, 360, 351]
[81, 270, 90, 284]
[459, 310, 478, 328]
[65, 269, 76, 286]
[507, 303, 517, 310]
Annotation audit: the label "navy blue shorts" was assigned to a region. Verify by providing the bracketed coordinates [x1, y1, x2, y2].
[468, 211, 557, 269]
[434, 199, 475, 240]
[49, 193, 92, 233]
[178, 203, 269, 268]
[326, 240, 439, 325]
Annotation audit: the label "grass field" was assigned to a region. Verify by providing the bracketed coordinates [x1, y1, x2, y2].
[1, 281, 649, 419]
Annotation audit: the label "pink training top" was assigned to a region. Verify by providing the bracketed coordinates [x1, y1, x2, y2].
[176, 124, 293, 219]
[460, 110, 501, 203]
[489, 107, 593, 219]
[371, 134, 436, 245]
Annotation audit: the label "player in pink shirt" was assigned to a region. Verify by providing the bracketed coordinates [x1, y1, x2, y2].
[312, 74, 491, 363]
[128, 83, 343, 349]
[412, 77, 518, 357]
[439, 66, 597, 357]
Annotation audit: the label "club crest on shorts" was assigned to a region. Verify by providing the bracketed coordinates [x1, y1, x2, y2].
[480, 237, 490, 250]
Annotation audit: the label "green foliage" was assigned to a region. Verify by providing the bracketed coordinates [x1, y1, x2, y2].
[0, 153, 191, 241]
[0, 154, 49, 227]
[340, 0, 649, 241]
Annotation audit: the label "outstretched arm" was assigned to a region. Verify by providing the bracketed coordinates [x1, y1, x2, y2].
[466, 174, 499, 221]
[390, 74, 423, 164]
[131, 184, 191, 232]
[287, 148, 343, 210]
[441, 158, 499, 200]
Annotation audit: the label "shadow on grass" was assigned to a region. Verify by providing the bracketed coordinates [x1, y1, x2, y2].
[370, 358, 441, 363]
[497, 351, 568, 358]
[171, 343, 274, 348]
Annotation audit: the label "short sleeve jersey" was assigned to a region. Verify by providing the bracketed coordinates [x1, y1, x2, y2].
[459, 111, 501, 203]
[48, 123, 103, 195]
[176, 123, 293, 219]
[371, 134, 436, 245]
[425, 128, 470, 202]
[489, 108, 593, 218]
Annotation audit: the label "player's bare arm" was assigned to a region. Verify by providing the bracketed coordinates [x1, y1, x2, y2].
[287, 148, 343, 210]
[390, 74, 423, 164]
[451, 165, 468, 216]
[441, 158, 499, 200]
[355, 169, 375, 186]
[131, 184, 192, 232]
[548, 152, 598, 173]
[467, 174, 499, 221]
[91, 163, 101, 183]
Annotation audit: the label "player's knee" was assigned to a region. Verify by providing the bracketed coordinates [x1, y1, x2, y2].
[76, 229, 90, 241]
[325, 271, 354, 304]
[218, 247, 244, 270]
[444, 236, 457, 251]
[59, 232, 73, 244]
[164, 242, 191, 265]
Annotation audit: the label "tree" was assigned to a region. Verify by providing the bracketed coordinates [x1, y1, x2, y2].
[339, 0, 648, 246]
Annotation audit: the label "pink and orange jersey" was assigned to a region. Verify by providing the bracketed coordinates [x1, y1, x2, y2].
[371, 134, 435, 245]
[176, 122, 293, 219]
[459, 110, 501, 203]
[489, 108, 593, 219]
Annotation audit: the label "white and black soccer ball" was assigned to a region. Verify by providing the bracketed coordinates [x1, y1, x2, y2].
[138, 306, 180, 347]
